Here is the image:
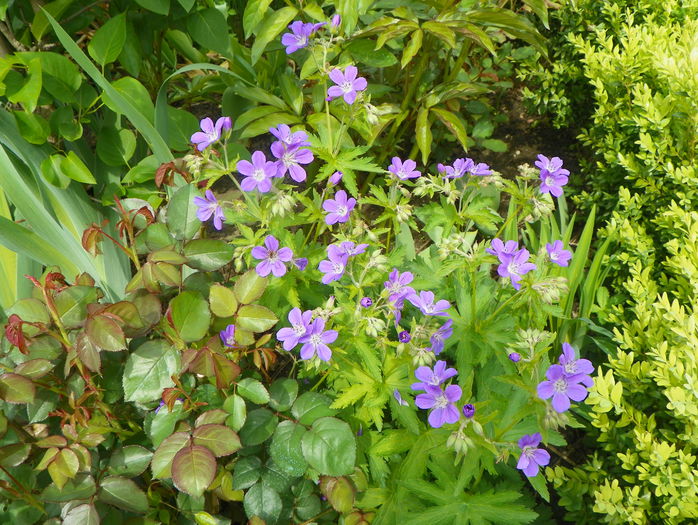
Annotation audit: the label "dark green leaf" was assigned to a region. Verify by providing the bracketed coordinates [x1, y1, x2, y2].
[187, 8, 230, 55]
[243, 483, 282, 525]
[301, 417, 356, 476]
[239, 408, 278, 446]
[108, 445, 153, 477]
[41, 474, 96, 502]
[268, 378, 298, 411]
[347, 39, 398, 67]
[87, 13, 126, 66]
[232, 456, 263, 490]
[134, 0, 170, 15]
[184, 239, 234, 271]
[291, 392, 337, 425]
[237, 378, 269, 405]
[63, 503, 99, 525]
[269, 421, 307, 477]
[99, 475, 148, 513]
[167, 184, 200, 240]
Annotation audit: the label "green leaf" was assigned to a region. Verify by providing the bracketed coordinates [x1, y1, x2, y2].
[96, 127, 136, 166]
[13, 111, 49, 144]
[102, 77, 155, 125]
[7, 58, 41, 112]
[239, 408, 278, 446]
[431, 107, 469, 150]
[223, 394, 247, 431]
[42, 11, 173, 163]
[237, 378, 269, 405]
[151, 431, 190, 478]
[0, 444, 31, 468]
[99, 475, 148, 513]
[250, 6, 298, 65]
[268, 378, 298, 411]
[233, 270, 267, 304]
[63, 504, 99, 525]
[184, 239, 234, 271]
[291, 392, 337, 425]
[0, 373, 35, 404]
[171, 444, 216, 497]
[236, 304, 277, 333]
[301, 417, 356, 476]
[85, 314, 126, 351]
[148, 400, 186, 448]
[527, 472, 550, 502]
[41, 473, 96, 502]
[269, 421, 307, 477]
[244, 483, 283, 525]
[347, 39, 398, 67]
[171, 291, 210, 343]
[123, 340, 181, 403]
[192, 423, 241, 457]
[415, 107, 432, 165]
[401, 29, 423, 69]
[422, 21, 456, 48]
[60, 151, 96, 184]
[209, 284, 238, 318]
[187, 8, 230, 55]
[232, 456, 262, 490]
[87, 13, 126, 67]
[243, 0, 273, 38]
[167, 184, 200, 240]
[480, 138, 507, 152]
[108, 445, 153, 477]
[164, 105, 198, 151]
[134, 0, 170, 15]
[54, 286, 98, 328]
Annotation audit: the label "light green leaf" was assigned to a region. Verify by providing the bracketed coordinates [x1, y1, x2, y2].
[401, 29, 423, 69]
[301, 417, 356, 476]
[170, 290, 210, 343]
[237, 378, 269, 405]
[123, 340, 181, 403]
[87, 14, 127, 67]
[184, 239, 234, 271]
[250, 6, 298, 65]
[243, 0, 273, 38]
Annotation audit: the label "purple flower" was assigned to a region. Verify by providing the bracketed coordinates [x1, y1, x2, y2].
[331, 14, 341, 28]
[193, 189, 225, 230]
[281, 21, 316, 54]
[398, 330, 411, 343]
[277, 308, 313, 350]
[559, 343, 594, 386]
[337, 241, 368, 257]
[508, 352, 521, 363]
[408, 291, 451, 317]
[271, 142, 314, 182]
[360, 297, 373, 308]
[237, 151, 277, 193]
[220, 325, 236, 347]
[318, 245, 349, 284]
[327, 66, 368, 104]
[393, 389, 408, 407]
[220, 117, 232, 131]
[270, 124, 310, 149]
[440, 158, 492, 179]
[415, 384, 462, 428]
[293, 257, 308, 271]
[323, 190, 356, 225]
[536, 155, 570, 198]
[251, 235, 294, 277]
[546, 240, 572, 267]
[537, 364, 590, 413]
[462, 404, 475, 418]
[497, 248, 536, 290]
[191, 117, 226, 151]
[517, 433, 550, 477]
[384, 269, 416, 305]
[299, 318, 338, 361]
[328, 171, 343, 186]
[411, 360, 458, 391]
[486, 238, 519, 261]
[388, 157, 421, 180]
[430, 319, 453, 355]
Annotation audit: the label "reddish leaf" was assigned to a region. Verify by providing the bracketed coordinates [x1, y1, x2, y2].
[76, 332, 101, 373]
[171, 444, 216, 497]
[151, 432, 190, 479]
[192, 424, 242, 457]
[5, 315, 29, 354]
[85, 314, 126, 351]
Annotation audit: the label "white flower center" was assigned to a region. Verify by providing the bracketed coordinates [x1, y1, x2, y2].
[523, 445, 535, 458]
[310, 334, 322, 347]
[282, 152, 295, 166]
[434, 393, 449, 409]
[225, 336, 235, 346]
[292, 323, 306, 337]
[553, 378, 567, 393]
[550, 251, 559, 260]
[337, 205, 348, 216]
[253, 169, 266, 181]
[507, 262, 520, 276]
[564, 362, 576, 375]
[332, 262, 344, 274]
[341, 81, 353, 93]
[545, 176, 554, 187]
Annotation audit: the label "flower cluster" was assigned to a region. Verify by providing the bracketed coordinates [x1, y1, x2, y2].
[277, 308, 338, 361]
[281, 21, 326, 54]
[437, 157, 492, 178]
[487, 238, 537, 290]
[537, 343, 593, 413]
[411, 361, 462, 428]
[517, 433, 550, 477]
[318, 241, 367, 284]
[536, 154, 569, 197]
[193, 190, 225, 231]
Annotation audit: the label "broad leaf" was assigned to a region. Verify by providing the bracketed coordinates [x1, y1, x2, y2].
[99, 476, 148, 513]
[170, 290, 210, 343]
[123, 340, 180, 403]
[301, 417, 356, 476]
[171, 444, 217, 497]
[192, 424, 241, 457]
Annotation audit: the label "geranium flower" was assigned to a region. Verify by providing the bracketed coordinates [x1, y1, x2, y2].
[497, 248, 536, 290]
[517, 433, 550, 477]
[388, 157, 420, 180]
[537, 364, 590, 413]
[323, 190, 356, 225]
[411, 360, 458, 392]
[281, 21, 323, 54]
[407, 290, 451, 316]
[237, 151, 277, 193]
[327, 65, 367, 104]
[559, 343, 594, 386]
[276, 308, 313, 350]
[318, 244, 349, 284]
[546, 240, 573, 267]
[270, 142, 314, 182]
[384, 268, 416, 304]
[193, 189, 225, 230]
[430, 319, 453, 354]
[220, 324, 236, 347]
[486, 238, 519, 261]
[191, 117, 227, 151]
[536, 154, 570, 197]
[415, 384, 462, 428]
[251, 235, 293, 277]
[299, 318, 337, 361]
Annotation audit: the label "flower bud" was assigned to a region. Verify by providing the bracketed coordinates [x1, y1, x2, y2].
[462, 403, 475, 418]
[360, 297, 373, 308]
[508, 352, 521, 363]
[329, 170, 343, 185]
[331, 14, 341, 27]
[398, 330, 411, 343]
